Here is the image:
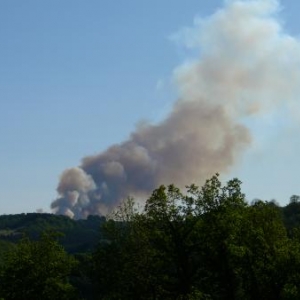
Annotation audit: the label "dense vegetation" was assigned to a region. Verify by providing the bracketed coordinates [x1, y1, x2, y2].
[0, 213, 105, 254]
[1, 175, 300, 299]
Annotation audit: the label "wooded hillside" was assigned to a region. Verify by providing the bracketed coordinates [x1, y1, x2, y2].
[1, 175, 300, 299]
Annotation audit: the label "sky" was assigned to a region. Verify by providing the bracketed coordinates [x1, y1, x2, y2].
[1, 0, 300, 215]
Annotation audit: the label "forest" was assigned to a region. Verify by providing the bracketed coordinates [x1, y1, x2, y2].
[1, 175, 300, 299]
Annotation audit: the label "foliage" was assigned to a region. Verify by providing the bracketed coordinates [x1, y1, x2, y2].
[91, 175, 300, 300]
[0, 213, 105, 253]
[2, 175, 300, 299]
[0, 231, 78, 300]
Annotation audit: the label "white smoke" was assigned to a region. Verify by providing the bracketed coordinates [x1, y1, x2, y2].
[51, 0, 300, 218]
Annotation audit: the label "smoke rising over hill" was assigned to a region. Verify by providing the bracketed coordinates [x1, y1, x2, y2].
[51, 0, 300, 219]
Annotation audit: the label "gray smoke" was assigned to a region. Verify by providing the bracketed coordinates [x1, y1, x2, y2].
[51, 0, 300, 219]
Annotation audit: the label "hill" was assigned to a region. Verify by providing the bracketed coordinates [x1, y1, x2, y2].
[0, 213, 106, 254]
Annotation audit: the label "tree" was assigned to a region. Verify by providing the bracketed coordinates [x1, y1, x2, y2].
[290, 195, 300, 204]
[92, 175, 249, 299]
[92, 197, 157, 299]
[183, 175, 248, 299]
[0, 231, 78, 300]
[234, 201, 290, 299]
[91, 174, 300, 299]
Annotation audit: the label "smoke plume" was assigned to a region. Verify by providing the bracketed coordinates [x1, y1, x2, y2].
[51, 0, 300, 219]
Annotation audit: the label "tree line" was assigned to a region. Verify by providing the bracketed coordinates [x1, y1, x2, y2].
[1, 174, 300, 299]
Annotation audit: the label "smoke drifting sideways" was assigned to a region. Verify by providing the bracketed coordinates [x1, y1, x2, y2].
[51, 0, 300, 219]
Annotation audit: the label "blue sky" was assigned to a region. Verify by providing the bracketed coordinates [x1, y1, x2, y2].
[1, 0, 300, 214]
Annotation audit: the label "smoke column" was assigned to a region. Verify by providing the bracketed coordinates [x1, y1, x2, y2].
[51, 0, 300, 219]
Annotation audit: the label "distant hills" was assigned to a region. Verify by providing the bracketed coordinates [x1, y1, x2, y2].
[0, 213, 106, 255]
[0, 198, 300, 256]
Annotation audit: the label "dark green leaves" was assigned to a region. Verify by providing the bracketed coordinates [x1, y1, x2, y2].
[0, 232, 78, 300]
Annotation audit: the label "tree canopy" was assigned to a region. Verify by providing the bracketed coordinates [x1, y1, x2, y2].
[91, 175, 300, 299]
[1, 175, 300, 299]
[0, 232, 78, 300]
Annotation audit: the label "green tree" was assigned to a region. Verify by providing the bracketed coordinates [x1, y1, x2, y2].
[91, 174, 300, 300]
[182, 175, 248, 299]
[0, 231, 78, 300]
[92, 198, 157, 299]
[93, 175, 248, 299]
[234, 201, 290, 299]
